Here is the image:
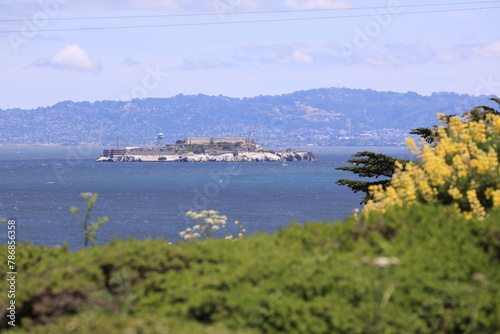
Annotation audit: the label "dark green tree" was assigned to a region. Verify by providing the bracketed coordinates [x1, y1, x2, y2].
[336, 152, 409, 204]
[408, 114, 456, 144]
[336, 98, 500, 204]
[467, 98, 500, 121]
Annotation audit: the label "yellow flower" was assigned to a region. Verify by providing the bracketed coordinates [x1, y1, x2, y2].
[448, 186, 462, 200]
[486, 188, 500, 207]
[362, 113, 500, 219]
[405, 138, 420, 156]
[489, 113, 500, 132]
[466, 189, 486, 219]
[493, 190, 500, 207]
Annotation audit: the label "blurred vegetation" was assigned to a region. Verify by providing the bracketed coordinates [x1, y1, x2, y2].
[365, 112, 500, 220]
[70, 193, 109, 247]
[1, 204, 499, 333]
[337, 98, 499, 204]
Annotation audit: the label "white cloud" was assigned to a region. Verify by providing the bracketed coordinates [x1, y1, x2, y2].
[33, 45, 102, 73]
[434, 51, 461, 63]
[177, 45, 315, 70]
[180, 58, 233, 70]
[283, 0, 357, 10]
[128, 0, 182, 10]
[474, 41, 500, 58]
[51, 45, 100, 71]
[337, 42, 472, 67]
[54, 0, 354, 12]
[3, 0, 356, 16]
[210, 0, 271, 12]
[53, 0, 267, 12]
[237, 44, 316, 66]
[122, 57, 140, 67]
[291, 51, 314, 64]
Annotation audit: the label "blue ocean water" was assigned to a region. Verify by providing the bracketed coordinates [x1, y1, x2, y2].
[0, 146, 412, 250]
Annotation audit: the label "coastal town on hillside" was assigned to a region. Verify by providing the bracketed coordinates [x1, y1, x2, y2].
[3, 88, 485, 148]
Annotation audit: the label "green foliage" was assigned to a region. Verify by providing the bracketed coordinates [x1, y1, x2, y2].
[183, 142, 242, 154]
[1, 205, 499, 333]
[409, 127, 434, 144]
[184, 144, 206, 154]
[221, 142, 241, 151]
[8, 311, 257, 334]
[337, 98, 500, 201]
[336, 152, 403, 178]
[468, 98, 500, 122]
[336, 152, 408, 204]
[365, 112, 500, 219]
[70, 193, 109, 247]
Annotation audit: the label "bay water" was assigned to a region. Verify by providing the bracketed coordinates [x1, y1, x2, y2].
[0, 146, 411, 250]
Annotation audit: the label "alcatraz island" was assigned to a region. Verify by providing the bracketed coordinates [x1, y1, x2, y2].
[96, 133, 317, 162]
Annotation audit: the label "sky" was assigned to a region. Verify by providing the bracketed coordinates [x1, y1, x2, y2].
[1, 0, 499, 109]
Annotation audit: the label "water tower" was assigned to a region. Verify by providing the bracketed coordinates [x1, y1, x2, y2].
[156, 133, 165, 147]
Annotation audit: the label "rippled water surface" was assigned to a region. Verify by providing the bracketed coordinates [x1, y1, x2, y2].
[0, 146, 411, 250]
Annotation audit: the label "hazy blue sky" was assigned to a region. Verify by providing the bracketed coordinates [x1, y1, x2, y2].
[1, 0, 499, 109]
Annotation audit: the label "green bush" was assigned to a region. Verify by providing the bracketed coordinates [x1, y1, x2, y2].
[1, 205, 499, 333]
[184, 144, 205, 154]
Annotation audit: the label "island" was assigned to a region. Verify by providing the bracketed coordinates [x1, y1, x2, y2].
[96, 135, 317, 162]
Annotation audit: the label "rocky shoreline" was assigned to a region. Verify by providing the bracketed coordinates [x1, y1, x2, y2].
[96, 149, 317, 162]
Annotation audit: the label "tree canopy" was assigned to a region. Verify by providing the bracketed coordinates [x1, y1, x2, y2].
[336, 152, 408, 204]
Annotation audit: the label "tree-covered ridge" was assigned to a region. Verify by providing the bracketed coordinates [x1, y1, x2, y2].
[0, 88, 493, 146]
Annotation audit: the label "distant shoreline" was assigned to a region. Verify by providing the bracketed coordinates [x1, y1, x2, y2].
[0, 144, 103, 147]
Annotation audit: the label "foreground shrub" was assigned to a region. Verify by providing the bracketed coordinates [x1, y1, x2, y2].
[364, 113, 500, 219]
[1, 205, 499, 333]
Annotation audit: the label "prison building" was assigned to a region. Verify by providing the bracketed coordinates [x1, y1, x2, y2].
[185, 137, 212, 145]
[103, 149, 127, 158]
[185, 137, 246, 145]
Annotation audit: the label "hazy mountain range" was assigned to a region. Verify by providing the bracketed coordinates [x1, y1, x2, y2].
[0, 87, 494, 147]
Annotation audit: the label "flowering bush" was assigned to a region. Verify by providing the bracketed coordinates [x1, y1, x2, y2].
[179, 210, 246, 240]
[364, 113, 500, 219]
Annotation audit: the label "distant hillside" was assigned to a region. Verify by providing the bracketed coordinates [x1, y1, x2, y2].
[0, 88, 494, 146]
